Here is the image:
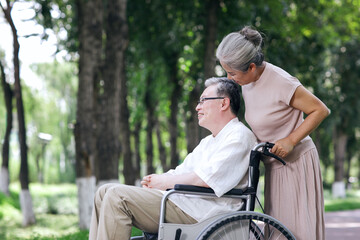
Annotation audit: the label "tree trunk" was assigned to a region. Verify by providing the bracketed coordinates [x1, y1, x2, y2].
[19, 190, 35, 226]
[156, 120, 168, 172]
[185, 0, 219, 152]
[203, 0, 218, 79]
[145, 115, 155, 175]
[0, 167, 9, 195]
[1, 1, 35, 226]
[0, 60, 12, 196]
[96, 0, 127, 184]
[35, 146, 44, 183]
[169, 96, 180, 168]
[91, 0, 133, 186]
[75, 0, 103, 229]
[186, 85, 201, 153]
[144, 76, 155, 175]
[168, 57, 181, 169]
[120, 63, 134, 185]
[332, 127, 347, 198]
[76, 176, 96, 228]
[118, 21, 133, 184]
[345, 134, 356, 189]
[345, 155, 351, 189]
[313, 129, 326, 180]
[133, 121, 142, 184]
[358, 158, 360, 187]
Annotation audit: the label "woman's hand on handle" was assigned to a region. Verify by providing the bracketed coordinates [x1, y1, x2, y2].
[271, 138, 294, 158]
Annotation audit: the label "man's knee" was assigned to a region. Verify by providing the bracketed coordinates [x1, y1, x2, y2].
[104, 184, 138, 202]
[99, 184, 135, 203]
[94, 183, 122, 206]
[101, 184, 139, 219]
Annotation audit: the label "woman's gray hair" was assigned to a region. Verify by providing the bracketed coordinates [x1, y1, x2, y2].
[216, 26, 264, 72]
[205, 77, 241, 116]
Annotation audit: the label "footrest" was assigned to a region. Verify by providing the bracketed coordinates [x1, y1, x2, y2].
[143, 232, 158, 240]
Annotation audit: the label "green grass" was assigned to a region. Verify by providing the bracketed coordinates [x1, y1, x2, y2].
[0, 183, 86, 240]
[1, 183, 359, 240]
[324, 188, 360, 212]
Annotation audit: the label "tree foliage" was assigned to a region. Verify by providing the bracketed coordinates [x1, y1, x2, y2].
[1, 0, 359, 192]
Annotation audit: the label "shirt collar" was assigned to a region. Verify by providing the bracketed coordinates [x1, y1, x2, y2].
[213, 117, 239, 140]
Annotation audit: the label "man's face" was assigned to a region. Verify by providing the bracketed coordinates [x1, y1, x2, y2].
[196, 85, 223, 130]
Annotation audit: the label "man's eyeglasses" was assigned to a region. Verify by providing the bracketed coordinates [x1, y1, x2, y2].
[197, 97, 225, 105]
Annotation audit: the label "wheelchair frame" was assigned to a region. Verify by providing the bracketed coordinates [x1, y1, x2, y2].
[131, 142, 295, 240]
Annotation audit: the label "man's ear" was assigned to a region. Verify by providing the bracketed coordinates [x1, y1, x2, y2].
[221, 98, 231, 111]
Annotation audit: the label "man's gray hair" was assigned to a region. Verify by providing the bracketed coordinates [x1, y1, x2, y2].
[204, 77, 241, 116]
[204, 77, 226, 88]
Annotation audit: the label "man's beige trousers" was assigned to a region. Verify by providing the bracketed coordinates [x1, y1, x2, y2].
[88, 183, 197, 240]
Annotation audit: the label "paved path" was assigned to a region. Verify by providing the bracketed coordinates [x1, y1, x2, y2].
[325, 209, 360, 240]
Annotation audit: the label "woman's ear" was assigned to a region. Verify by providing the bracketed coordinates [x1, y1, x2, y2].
[248, 63, 257, 73]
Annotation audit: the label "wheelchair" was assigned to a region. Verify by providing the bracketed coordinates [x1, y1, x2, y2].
[131, 142, 296, 240]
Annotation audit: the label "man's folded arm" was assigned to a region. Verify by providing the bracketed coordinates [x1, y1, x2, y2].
[141, 172, 209, 191]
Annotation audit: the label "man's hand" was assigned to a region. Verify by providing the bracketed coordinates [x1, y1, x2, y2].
[141, 174, 168, 190]
[140, 175, 152, 188]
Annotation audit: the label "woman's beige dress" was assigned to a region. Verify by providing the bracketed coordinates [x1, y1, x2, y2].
[242, 62, 325, 240]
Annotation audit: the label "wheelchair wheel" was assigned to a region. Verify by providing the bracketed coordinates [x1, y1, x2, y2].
[196, 211, 295, 240]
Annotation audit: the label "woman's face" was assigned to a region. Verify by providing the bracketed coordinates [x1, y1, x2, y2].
[220, 61, 255, 86]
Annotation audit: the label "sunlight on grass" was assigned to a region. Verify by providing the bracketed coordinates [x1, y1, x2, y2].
[2, 214, 80, 239]
[0, 183, 83, 240]
[0, 199, 22, 221]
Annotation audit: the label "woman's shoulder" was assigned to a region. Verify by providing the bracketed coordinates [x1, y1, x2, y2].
[261, 62, 302, 93]
[266, 62, 296, 81]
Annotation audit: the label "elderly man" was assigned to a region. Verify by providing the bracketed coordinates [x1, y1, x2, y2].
[89, 77, 257, 240]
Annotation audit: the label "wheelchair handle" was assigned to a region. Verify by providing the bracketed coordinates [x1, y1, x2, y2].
[252, 142, 286, 165]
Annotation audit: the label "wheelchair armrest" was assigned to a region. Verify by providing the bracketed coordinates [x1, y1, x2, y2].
[174, 184, 215, 193]
[174, 184, 245, 196]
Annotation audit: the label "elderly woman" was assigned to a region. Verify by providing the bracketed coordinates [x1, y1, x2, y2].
[216, 26, 330, 240]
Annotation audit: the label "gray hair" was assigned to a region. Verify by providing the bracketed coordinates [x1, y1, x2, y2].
[204, 77, 241, 116]
[216, 26, 264, 72]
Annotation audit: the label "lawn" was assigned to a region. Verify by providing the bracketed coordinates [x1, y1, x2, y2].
[0, 183, 88, 240]
[324, 188, 360, 211]
[0, 183, 359, 240]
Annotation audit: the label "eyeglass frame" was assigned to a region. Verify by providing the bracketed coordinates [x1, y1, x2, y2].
[197, 97, 225, 105]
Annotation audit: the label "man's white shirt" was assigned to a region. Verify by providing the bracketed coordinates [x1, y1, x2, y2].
[164, 118, 257, 222]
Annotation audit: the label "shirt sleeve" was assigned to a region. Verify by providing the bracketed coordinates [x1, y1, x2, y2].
[194, 133, 254, 197]
[279, 76, 302, 105]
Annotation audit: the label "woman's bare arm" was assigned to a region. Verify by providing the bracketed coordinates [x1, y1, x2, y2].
[271, 86, 330, 157]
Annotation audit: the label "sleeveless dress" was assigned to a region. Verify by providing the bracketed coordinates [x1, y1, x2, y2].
[242, 62, 325, 240]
